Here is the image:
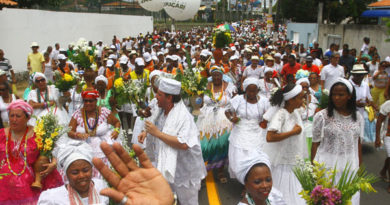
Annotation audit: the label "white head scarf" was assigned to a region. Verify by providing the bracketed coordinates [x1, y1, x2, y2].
[283, 84, 302, 101]
[236, 150, 271, 184]
[243, 77, 260, 91]
[264, 67, 274, 74]
[149, 70, 162, 81]
[33, 72, 47, 82]
[57, 140, 93, 173]
[95, 75, 108, 85]
[159, 78, 181, 95]
[296, 78, 310, 86]
[333, 77, 353, 94]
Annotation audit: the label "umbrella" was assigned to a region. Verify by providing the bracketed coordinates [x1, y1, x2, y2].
[217, 24, 237, 32]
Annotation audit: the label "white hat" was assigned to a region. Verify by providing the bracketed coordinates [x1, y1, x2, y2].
[251, 55, 260, 61]
[110, 45, 116, 49]
[245, 48, 252, 53]
[264, 67, 274, 74]
[0, 70, 6, 76]
[157, 51, 164, 56]
[166, 43, 172, 48]
[129, 50, 138, 56]
[230, 55, 239, 61]
[235, 149, 271, 184]
[234, 42, 239, 46]
[109, 54, 117, 59]
[149, 70, 162, 81]
[385, 56, 390, 63]
[351, 64, 368, 74]
[31, 42, 39, 48]
[230, 46, 237, 51]
[119, 56, 129, 64]
[143, 52, 152, 62]
[172, 55, 180, 61]
[223, 51, 228, 56]
[176, 45, 181, 50]
[274, 53, 281, 58]
[296, 78, 310, 86]
[135, 57, 145, 66]
[159, 78, 181, 95]
[243, 77, 260, 91]
[58, 54, 67, 60]
[33, 72, 47, 82]
[95, 75, 108, 85]
[106, 59, 114, 67]
[200, 50, 209, 57]
[57, 140, 93, 172]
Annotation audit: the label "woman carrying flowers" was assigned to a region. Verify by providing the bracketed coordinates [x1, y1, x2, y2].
[0, 100, 63, 204]
[197, 66, 236, 183]
[311, 78, 363, 204]
[67, 90, 121, 179]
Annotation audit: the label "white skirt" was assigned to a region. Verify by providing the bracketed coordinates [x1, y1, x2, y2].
[385, 137, 390, 157]
[271, 164, 306, 205]
[131, 117, 146, 149]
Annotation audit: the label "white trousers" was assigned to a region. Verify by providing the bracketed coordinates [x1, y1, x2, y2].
[170, 183, 199, 205]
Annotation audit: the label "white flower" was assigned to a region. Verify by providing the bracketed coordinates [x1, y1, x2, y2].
[322, 89, 330, 96]
[91, 64, 97, 71]
[93, 50, 99, 56]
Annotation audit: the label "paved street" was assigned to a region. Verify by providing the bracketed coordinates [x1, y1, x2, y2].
[199, 144, 389, 205]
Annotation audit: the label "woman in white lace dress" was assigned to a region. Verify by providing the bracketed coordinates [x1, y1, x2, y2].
[227, 78, 270, 181]
[263, 83, 307, 205]
[0, 82, 17, 127]
[311, 78, 363, 205]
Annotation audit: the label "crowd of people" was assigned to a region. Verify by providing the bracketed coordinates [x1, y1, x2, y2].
[0, 20, 390, 204]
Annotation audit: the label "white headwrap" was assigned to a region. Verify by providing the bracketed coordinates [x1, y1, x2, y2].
[296, 78, 310, 86]
[264, 67, 274, 74]
[243, 77, 260, 91]
[149, 70, 162, 81]
[95, 75, 108, 85]
[33, 72, 47, 82]
[236, 149, 271, 184]
[283, 84, 302, 101]
[333, 77, 353, 94]
[159, 78, 181, 95]
[57, 140, 93, 172]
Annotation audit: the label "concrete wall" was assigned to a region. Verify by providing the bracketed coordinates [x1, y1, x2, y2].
[287, 23, 318, 48]
[0, 8, 153, 73]
[318, 24, 390, 58]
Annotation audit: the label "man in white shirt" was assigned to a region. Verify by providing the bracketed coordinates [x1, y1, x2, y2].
[320, 53, 345, 90]
[360, 37, 370, 56]
[241, 55, 263, 87]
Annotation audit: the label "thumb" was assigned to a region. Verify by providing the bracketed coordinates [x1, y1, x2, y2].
[100, 188, 127, 203]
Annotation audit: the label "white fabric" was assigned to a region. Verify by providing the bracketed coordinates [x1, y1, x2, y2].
[237, 188, 287, 205]
[146, 100, 207, 186]
[95, 75, 108, 85]
[263, 108, 308, 166]
[135, 57, 145, 66]
[349, 79, 372, 118]
[149, 70, 162, 81]
[379, 100, 390, 140]
[243, 77, 259, 91]
[0, 94, 16, 125]
[334, 77, 353, 94]
[159, 78, 181, 95]
[271, 164, 305, 205]
[320, 64, 345, 90]
[243, 65, 264, 79]
[298, 94, 319, 122]
[170, 183, 200, 205]
[132, 98, 158, 150]
[33, 72, 47, 82]
[296, 78, 310, 86]
[313, 109, 364, 171]
[283, 85, 302, 101]
[384, 137, 390, 157]
[37, 178, 109, 205]
[234, 148, 271, 184]
[264, 66, 274, 74]
[258, 79, 278, 99]
[68, 88, 83, 119]
[56, 140, 93, 172]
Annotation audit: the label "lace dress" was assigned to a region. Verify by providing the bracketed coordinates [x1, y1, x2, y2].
[0, 129, 63, 204]
[197, 82, 236, 171]
[263, 108, 307, 205]
[312, 109, 364, 205]
[228, 95, 270, 180]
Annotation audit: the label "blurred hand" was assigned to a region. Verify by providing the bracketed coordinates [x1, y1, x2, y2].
[292, 124, 302, 135]
[92, 142, 174, 205]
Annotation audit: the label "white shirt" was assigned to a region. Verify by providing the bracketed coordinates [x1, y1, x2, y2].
[243, 65, 264, 79]
[320, 64, 345, 90]
[313, 58, 322, 67]
[349, 79, 372, 118]
[366, 61, 379, 76]
[361, 43, 369, 55]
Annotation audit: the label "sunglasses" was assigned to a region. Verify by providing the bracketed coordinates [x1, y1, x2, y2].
[35, 79, 46, 83]
[83, 99, 96, 103]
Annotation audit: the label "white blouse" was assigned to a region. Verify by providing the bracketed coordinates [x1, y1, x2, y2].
[0, 94, 16, 125]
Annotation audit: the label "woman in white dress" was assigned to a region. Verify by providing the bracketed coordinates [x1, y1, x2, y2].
[227, 78, 270, 180]
[0, 82, 17, 127]
[67, 90, 121, 179]
[27, 72, 69, 126]
[263, 83, 307, 205]
[38, 140, 109, 205]
[311, 78, 363, 204]
[235, 149, 286, 205]
[258, 67, 279, 99]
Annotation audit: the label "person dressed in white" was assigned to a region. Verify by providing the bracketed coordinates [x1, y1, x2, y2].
[27, 72, 69, 126]
[312, 78, 363, 205]
[138, 78, 207, 205]
[263, 83, 307, 205]
[38, 140, 109, 205]
[320, 53, 345, 90]
[236, 149, 286, 205]
[258, 67, 280, 99]
[375, 100, 390, 193]
[0, 82, 16, 127]
[227, 78, 270, 180]
[242, 55, 264, 85]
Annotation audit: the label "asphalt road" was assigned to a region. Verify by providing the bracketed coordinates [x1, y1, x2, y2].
[198, 144, 389, 205]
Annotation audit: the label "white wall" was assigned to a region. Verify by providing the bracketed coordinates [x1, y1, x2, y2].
[287, 23, 318, 48]
[0, 8, 153, 73]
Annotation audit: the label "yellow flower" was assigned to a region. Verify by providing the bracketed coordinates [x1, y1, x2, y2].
[50, 132, 58, 139]
[197, 90, 203, 95]
[64, 74, 73, 82]
[114, 78, 124, 88]
[44, 144, 52, 151]
[37, 142, 44, 150]
[44, 138, 53, 148]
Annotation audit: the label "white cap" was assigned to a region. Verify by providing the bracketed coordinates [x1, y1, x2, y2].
[135, 57, 145, 66]
[157, 51, 164, 56]
[129, 50, 138, 56]
[166, 43, 172, 48]
[172, 55, 180, 61]
[200, 50, 209, 57]
[234, 42, 239, 46]
[143, 52, 152, 62]
[223, 51, 228, 56]
[245, 48, 252, 53]
[230, 46, 236, 51]
[106, 59, 114, 67]
[230, 55, 239, 61]
[110, 45, 116, 49]
[274, 53, 282, 58]
[251, 55, 260, 61]
[119, 56, 128, 64]
[109, 54, 117, 59]
[159, 78, 181, 95]
[176, 45, 181, 50]
[386, 56, 390, 63]
[58, 54, 67, 60]
[31, 42, 39, 47]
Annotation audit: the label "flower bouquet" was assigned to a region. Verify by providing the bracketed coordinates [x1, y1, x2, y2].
[31, 110, 68, 189]
[212, 26, 232, 65]
[70, 38, 97, 69]
[293, 158, 378, 205]
[113, 77, 148, 109]
[318, 89, 329, 109]
[54, 71, 77, 92]
[295, 69, 310, 80]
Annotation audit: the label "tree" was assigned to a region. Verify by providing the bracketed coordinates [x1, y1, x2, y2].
[17, 0, 65, 9]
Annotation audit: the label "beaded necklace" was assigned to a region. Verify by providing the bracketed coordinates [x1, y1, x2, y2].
[211, 81, 224, 103]
[82, 107, 100, 136]
[5, 127, 29, 176]
[245, 193, 270, 205]
[37, 87, 49, 103]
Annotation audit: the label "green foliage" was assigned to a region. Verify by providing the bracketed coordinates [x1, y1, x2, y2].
[17, 0, 64, 8]
[385, 18, 390, 42]
[280, 0, 319, 23]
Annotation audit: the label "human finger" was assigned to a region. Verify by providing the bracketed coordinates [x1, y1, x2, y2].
[100, 188, 128, 204]
[133, 144, 154, 168]
[100, 142, 129, 178]
[92, 157, 121, 188]
[113, 142, 139, 171]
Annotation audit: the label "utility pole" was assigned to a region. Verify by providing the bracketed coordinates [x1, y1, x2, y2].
[317, 1, 324, 24]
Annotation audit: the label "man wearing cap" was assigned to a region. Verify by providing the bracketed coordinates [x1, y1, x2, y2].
[221, 51, 231, 73]
[242, 55, 263, 83]
[320, 53, 344, 90]
[197, 50, 212, 77]
[162, 55, 183, 75]
[27, 42, 45, 74]
[273, 53, 283, 73]
[55, 54, 74, 75]
[130, 57, 150, 86]
[302, 56, 320, 75]
[143, 52, 154, 72]
[138, 78, 206, 205]
[105, 59, 121, 90]
[281, 55, 302, 84]
[119, 56, 131, 80]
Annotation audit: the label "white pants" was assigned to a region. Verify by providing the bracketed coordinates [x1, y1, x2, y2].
[385, 137, 390, 157]
[170, 183, 199, 205]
